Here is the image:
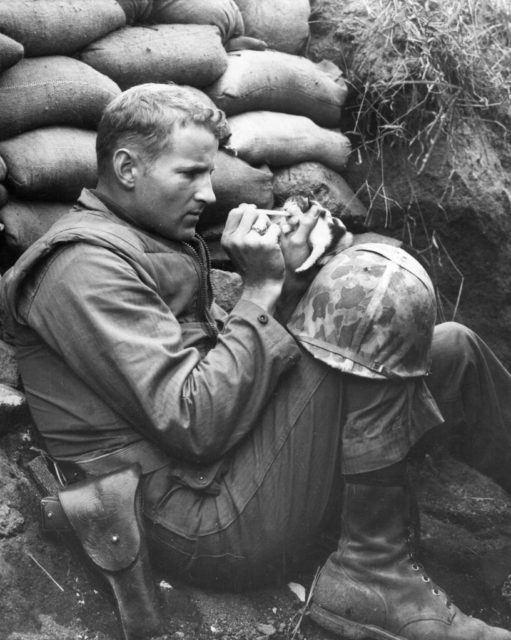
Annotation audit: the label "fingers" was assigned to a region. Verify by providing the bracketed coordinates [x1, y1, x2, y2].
[290, 204, 321, 245]
[264, 222, 281, 244]
[223, 203, 258, 235]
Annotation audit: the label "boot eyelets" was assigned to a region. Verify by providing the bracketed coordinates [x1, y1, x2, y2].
[432, 588, 440, 596]
[421, 575, 430, 582]
[411, 563, 420, 571]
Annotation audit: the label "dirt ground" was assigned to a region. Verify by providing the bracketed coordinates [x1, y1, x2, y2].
[2, 424, 511, 640]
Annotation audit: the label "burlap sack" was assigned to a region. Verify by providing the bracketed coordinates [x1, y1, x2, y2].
[273, 162, 367, 223]
[232, 0, 310, 54]
[228, 112, 351, 173]
[149, 0, 244, 42]
[207, 50, 347, 128]
[0, 127, 97, 201]
[0, 57, 120, 140]
[0, 0, 126, 56]
[80, 24, 228, 89]
[203, 150, 274, 226]
[0, 34, 23, 73]
[116, 0, 154, 24]
[0, 184, 7, 208]
[0, 198, 70, 251]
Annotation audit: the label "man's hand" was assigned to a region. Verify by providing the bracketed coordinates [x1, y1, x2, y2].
[221, 204, 285, 314]
[276, 204, 322, 323]
[279, 203, 322, 274]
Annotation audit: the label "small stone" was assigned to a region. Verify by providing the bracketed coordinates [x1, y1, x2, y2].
[0, 503, 24, 537]
[255, 623, 276, 636]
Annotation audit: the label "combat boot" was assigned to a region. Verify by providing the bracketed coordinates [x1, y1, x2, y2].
[310, 475, 511, 639]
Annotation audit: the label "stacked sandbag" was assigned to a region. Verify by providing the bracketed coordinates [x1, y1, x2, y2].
[206, 50, 347, 128]
[232, 0, 310, 54]
[0, 0, 363, 266]
[208, 151, 274, 224]
[0, 199, 71, 253]
[0, 34, 24, 74]
[0, 128, 97, 201]
[0, 1, 126, 255]
[80, 24, 228, 90]
[227, 111, 351, 174]
[0, 0, 126, 56]
[0, 57, 120, 139]
[148, 0, 244, 43]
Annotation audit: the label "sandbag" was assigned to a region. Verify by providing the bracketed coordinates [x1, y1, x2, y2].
[0, 198, 70, 251]
[232, 0, 310, 54]
[0, 184, 7, 208]
[0, 127, 97, 201]
[80, 24, 228, 89]
[0, 0, 126, 57]
[228, 112, 351, 173]
[203, 150, 274, 226]
[272, 162, 367, 223]
[149, 0, 244, 42]
[116, 0, 153, 24]
[206, 50, 347, 128]
[0, 57, 121, 140]
[0, 34, 23, 73]
[0, 154, 6, 182]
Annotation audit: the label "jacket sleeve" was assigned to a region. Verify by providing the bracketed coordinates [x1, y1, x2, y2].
[25, 243, 302, 462]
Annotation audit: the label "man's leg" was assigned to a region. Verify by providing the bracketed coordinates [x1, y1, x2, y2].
[310, 460, 511, 639]
[145, 348, 511, 638]
[309, 372, 511, 639]
[427, 321, 511, 490]
[144, 354, 435, 588]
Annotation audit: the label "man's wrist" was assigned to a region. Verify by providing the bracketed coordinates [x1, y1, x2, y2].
[240, 282, 283, 315]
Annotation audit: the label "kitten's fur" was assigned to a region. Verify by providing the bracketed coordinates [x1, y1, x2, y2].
[281, 195, 354, 272]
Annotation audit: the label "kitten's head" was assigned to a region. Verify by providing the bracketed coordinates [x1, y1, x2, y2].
[281, 195, 353, 272]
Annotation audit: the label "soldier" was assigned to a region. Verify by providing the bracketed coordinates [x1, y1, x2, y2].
[2, 83, 511, 640]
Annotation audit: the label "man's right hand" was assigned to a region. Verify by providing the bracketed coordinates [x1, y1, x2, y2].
[221, 204, 285, 314]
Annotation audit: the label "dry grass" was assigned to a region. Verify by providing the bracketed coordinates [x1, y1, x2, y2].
[344, 0, 511, 168]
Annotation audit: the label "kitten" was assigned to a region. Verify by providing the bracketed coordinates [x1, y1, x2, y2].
[280, 195, 354, 272]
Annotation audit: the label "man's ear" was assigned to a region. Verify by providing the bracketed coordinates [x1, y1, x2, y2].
[112, 148, 139, 189]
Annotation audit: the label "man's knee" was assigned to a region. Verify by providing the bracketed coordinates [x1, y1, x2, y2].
[431, 321, 477, 374]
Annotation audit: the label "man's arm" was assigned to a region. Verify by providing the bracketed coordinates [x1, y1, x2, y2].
[25, 242, 301, 463]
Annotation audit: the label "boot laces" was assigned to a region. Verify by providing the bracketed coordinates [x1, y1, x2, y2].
[406, 524, 451, 607]
[408, 559, 452, 607]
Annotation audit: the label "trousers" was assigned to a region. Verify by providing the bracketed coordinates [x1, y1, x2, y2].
[144, 321, 511, 588]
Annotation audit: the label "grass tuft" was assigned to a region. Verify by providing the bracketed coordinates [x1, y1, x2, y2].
[343, 0, 511, 166]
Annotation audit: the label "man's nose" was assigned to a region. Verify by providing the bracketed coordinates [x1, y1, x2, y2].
[196, 174, 216, 205]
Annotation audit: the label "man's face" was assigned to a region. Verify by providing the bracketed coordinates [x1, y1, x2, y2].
[132, 124, 218, 242]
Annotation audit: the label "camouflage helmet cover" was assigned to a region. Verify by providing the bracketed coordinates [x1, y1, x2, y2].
[287, 243, 436, 379]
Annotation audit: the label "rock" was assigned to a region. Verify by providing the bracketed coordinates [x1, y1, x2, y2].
[0, 503, 24, 537]
[211, 268, 243, 312]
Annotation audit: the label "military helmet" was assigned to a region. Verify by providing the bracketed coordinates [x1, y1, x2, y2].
[287, 243, 436, 379]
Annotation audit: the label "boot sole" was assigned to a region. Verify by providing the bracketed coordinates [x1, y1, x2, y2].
[310, 603, 407, 640]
